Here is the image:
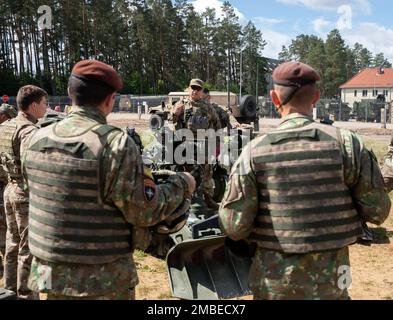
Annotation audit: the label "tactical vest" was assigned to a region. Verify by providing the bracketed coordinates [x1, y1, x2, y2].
[183, 99, 210, 132]
[0, 117, 35, 181]
[249, 122, 362, 254]
[24, 122, 132, 265]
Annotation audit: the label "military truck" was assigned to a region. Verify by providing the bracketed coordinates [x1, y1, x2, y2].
[315, 99, 351, 122]
[352, 95, 388, 122]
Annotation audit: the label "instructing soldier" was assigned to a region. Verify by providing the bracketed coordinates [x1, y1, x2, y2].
[22, 60, 195, 300]
[0, 85, 48, 299]
[170, 79, 221, 210]
[0, 103, 18, 279]
[219, 61, 391, 300]
[170, 79, 221, 131]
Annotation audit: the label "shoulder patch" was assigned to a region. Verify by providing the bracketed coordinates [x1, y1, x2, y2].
[143, 179, 157, 203]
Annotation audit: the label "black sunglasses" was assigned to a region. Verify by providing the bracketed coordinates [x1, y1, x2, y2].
[191, 86, 203, 91]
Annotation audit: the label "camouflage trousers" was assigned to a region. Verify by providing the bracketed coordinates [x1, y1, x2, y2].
[202, 164, 214, 197]
[0, 182, 6, 277]
[249, 247, 350, 300]
[3, 182, 35, 299]
[45, 288, 136, 300]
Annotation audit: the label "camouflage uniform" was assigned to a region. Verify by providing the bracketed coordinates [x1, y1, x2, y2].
[219, 113, 391, 300]
[0, 103, 18, 119]
[171, 98, 221, 132]
[0, 112, 39, 299]
[0, 180, 6, 278]
[23, 106, 190, 300]
[0, 103, 18, 278]
[171, 98, 221, 207]
[381, 136, 393, 192]
[210, 102, 240, 129]
[203, 103, 241, 204]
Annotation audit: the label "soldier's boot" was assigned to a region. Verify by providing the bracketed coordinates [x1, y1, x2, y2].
[203, 193, 219, 210]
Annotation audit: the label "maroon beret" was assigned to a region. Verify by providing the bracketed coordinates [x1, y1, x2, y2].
[71, 60, 123, 91]
[272, 61, 320, 87]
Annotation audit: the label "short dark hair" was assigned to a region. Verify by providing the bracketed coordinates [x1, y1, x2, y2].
[16, 85, 48, 111]
[68, 75, 115, 107]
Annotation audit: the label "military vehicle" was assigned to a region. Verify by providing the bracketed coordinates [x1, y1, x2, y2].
[352, 95, 388, 122]
[315, 99, 351, 122]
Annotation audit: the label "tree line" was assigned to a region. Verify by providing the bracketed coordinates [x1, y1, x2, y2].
[0, 1, 391, 99]
[279, 29, 392, 98]
[0, 0, 267, 97]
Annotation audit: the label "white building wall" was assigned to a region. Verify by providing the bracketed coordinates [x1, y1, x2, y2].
[341, 88, 392, 108]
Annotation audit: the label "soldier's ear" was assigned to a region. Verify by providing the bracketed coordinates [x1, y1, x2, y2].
[270, 90, 282, 107]
[312, 89, 321, 105]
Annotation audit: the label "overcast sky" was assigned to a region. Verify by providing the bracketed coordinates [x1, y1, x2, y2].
[189, 0, 393, 62]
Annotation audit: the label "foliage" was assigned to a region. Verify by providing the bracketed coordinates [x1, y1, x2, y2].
[279, 29, 392, 98]
[0, 0, 268, 96]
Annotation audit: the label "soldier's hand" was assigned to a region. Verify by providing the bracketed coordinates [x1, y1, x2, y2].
[240, 123, 253, 129]
[173, 101, 184, 117]
[179, 172, 196, 195]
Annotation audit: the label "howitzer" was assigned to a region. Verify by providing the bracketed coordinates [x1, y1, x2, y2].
[230, 95, 259, 131]
[129, 122, 257, 300]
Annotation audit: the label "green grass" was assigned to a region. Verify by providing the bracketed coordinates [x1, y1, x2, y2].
[363, 138, 388, 163]
[134, 249, 148, 259]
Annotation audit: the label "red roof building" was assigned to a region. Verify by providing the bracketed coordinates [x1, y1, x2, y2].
[340, 68, 393, 107]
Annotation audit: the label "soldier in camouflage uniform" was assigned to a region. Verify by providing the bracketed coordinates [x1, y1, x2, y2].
[22, 60, 195, 300]
[0, 86, 48, 299]
[170, 79, 221, 132]
[381, 132, 393, 191]
[170, 79, 221, 210]
[219, 61, 391, 300]
[0, 103, 18, 278]
[202, 88, 241, 130]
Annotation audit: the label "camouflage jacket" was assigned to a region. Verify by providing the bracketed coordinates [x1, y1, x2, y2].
[0, 112, 39, 184]
[26, 106, 190, 297]
[381, 136, 393, 192]
[219, 112, 391, 299]
[211, 103, 240, 129]
[171, 98, 221, 131]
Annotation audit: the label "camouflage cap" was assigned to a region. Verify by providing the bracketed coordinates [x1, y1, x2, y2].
[0, 103, 18, 118]
[189, 79, 204, 89]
